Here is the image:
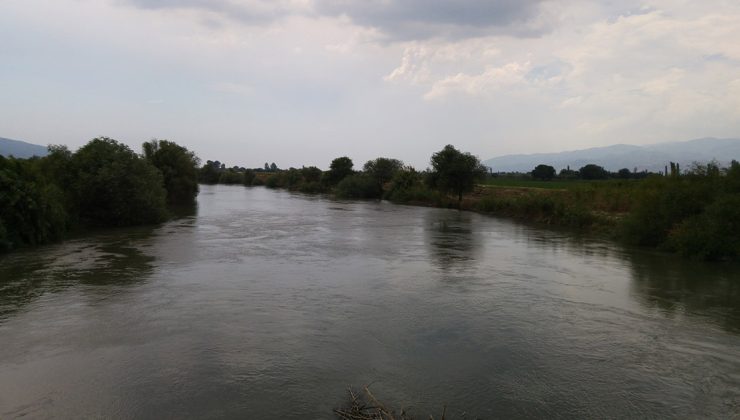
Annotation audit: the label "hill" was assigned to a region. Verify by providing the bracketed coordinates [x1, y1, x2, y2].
[484, 138, 740, 173]
[0, 137, 48, 158]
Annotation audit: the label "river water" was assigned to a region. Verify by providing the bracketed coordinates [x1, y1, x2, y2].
[1, 185, 739, 419]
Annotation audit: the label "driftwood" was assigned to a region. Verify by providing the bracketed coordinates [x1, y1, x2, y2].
[333, 386, 448, 420]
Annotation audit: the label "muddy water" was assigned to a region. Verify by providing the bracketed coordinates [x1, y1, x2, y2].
[1, 185, 739, 418]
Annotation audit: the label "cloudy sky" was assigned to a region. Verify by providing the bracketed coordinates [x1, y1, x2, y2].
[2, 0, 739, 168]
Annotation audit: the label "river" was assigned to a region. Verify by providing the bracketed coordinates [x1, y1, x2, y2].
[1, 184, 739, 418]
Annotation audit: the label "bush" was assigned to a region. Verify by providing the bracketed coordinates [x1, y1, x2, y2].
[265, 174, 282, 188]
[621, 175, 717, 246]
[665, 194, 740, 260]
[335, 174, 380, 199]
[243, 169, 256, 186]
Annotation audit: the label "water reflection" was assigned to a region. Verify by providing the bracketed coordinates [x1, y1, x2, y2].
[627, 250, 740, 333]
[424, 210, 482, 271]
[0, 227, 158, 320]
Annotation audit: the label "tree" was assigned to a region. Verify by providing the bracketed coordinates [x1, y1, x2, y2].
[143, 139, 200, 205]
[301, 166, 322, 183]
[363, 157, 404, 195]
[617, 168, 632, 179]
[531, 164, 556, 180]
[579, 164, 608, 180]
[429, 145, 487, 206]
[325, 156, 354, 185]
[71, 137, 167, 226]
[0, 155, 68, 250]
[199, 160, 221, 184]
[270, 162, 278, 172]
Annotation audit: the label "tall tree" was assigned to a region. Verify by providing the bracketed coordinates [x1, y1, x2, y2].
[71, 137, 167, 226]
[363, 157, 404, 195]
[579, 164, 608, 180]
[531, 164, 556, 180]
[429, 145, 487, 206]
[325, 156, 354, 185]
[143, 139, 200, 205]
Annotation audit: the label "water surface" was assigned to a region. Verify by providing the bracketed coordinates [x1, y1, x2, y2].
[1, 185, 739, 418]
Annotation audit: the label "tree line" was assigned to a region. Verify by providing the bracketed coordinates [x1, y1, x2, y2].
[528, 163, 663, 181]
[0, 137, 199, 252]
[199, 144, 488, 207]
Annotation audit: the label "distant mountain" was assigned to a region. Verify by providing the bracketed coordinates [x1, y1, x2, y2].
[484, 138, 740, 173]
[0, 137, 48, 158]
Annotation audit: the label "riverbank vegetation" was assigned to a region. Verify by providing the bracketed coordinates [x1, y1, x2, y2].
[3, 138, 736, 261]
[201, 146, 739, 261]
[0, 137, 199, 252]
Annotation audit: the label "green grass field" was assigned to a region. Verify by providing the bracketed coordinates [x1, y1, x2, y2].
[480, 177, 594, 190]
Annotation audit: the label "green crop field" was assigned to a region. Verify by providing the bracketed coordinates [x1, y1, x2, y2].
[479, 178, 595, 190]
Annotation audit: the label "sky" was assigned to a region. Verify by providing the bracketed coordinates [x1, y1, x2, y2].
[1, 0, 740, 169]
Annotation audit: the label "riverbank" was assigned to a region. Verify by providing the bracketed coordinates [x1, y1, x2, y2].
[252, 167, 739, 261]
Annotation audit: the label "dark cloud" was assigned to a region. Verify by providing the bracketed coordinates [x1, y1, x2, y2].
[121, 0, 551, 40]
[120, 0, 292, 24]
[315, 0, 551, 40]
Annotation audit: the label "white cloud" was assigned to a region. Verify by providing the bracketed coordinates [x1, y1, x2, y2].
[1, 0, 740, 167]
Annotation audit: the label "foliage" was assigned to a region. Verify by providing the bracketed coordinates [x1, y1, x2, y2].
[579, 164, 609, 180]
[199, 160, 223, 184]
[429, 144, 487, 203]
[531, 164, 556, 180]
[476, 191, 596, 229]
[335, 174, 380, 199]
[363, 157, 404, 195]
[218, 168, 244, 184]
[0, 155, 68, 250]
[143, 139, 200, 205]
[243, 169, 256, 186]
[621, 162, 740, 259]
[70, 137, 168, 226]
[325, 156, 354, 186]
[617, 168, 632, 179]
[301, 166, 322, 183]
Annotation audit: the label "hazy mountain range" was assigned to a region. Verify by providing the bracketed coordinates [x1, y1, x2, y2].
[484, 138, 740, 173]
[0, 137, 48, 158]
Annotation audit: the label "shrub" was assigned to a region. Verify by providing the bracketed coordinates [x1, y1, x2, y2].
[335, 174, 380, 199]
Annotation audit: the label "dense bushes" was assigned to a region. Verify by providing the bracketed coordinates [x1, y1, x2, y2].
[622, 162, 740, 260]
[0, 156, 68, 250]
[0, 137, 199, 252]
[143, 139, 200, 205]
[335, 174, 379, 199]
[73, 138, 168, 226]
[475, 192, 596, 229]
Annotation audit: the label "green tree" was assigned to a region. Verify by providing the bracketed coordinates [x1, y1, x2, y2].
[363, 157, 404, 196]
[617, 168, 632, 179]
[143, 139, 200, 205]
[579, 164, 609, 180]
[429, 145, 487, 206]
[325, 156, 354, 185]
[301, 166, 323, 183]
[531, 164, 556, 180]
[199, 160, 221, 184]
[71, 137, 167, 226]
[0, 156, 68, 250]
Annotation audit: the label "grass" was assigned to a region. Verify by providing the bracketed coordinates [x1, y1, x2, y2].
[480, 178, 584, 190]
